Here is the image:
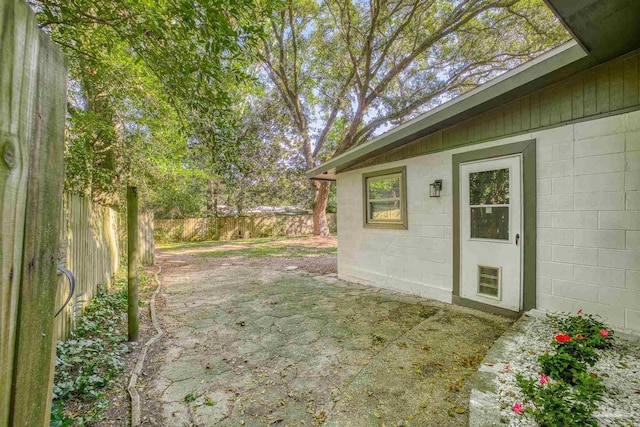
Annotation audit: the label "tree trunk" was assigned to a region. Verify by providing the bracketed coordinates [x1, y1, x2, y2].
[206, 179, 219, 216]
[312, 180, 331, 237]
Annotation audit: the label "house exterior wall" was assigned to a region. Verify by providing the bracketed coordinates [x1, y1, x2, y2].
[336, 111, 640, 333]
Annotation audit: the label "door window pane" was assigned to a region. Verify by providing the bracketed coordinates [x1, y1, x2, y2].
[470, 206, 509, 240]
[469, 168, 509, 205]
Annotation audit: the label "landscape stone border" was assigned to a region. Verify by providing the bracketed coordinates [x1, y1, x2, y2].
[468, 312, 538, 427]
[128, 266, 165, 427]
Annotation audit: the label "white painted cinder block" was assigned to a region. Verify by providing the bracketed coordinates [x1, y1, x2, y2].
[574, 265, 626, 288]
[574, 229, 625, 249]
[626, 171, 640, 191]
[628, 192, 640, 210]
[627, 131, 640, 152]
[574, 172, 624, 193]
[335, 112, 640, 332]
[575, 134, 624, 158]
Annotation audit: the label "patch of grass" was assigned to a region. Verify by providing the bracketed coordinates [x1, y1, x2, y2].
[184, 392, 199, 403]
[197, 243, 337, 258]
[157, 235, 309, 250]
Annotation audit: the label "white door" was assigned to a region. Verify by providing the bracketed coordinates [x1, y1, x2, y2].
[460, 155, 522, 312]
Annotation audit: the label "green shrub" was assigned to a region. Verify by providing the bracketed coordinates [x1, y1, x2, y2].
[552, 313, 614, 349]
[516, 372, 604, 427]
[553, 337, 599, 365]
[513, 312, 613, 426]
[539, 351, 587, 384]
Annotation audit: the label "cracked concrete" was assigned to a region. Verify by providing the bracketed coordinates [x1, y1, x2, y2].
[143, 240, 512, 426]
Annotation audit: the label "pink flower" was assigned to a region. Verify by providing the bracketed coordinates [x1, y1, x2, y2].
[513, 402, 523, 414]
[504, 364, 510, 371]
[599, 329, 609, 337]
[539, 374, 550, 385]
[577, 309, 583, 315]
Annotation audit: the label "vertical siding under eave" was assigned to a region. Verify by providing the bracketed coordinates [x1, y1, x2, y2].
[341, 50, 640, 173]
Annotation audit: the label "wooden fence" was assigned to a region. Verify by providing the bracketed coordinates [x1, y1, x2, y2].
[139, 211, 155, 265]
[53, 195, 155, 341]
[155, 214, 337, 243]
[117, 210, 155, 265]
[54, 194, 120, 341]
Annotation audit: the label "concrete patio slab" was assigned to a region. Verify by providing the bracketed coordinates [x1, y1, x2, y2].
[142, 240, 511, 426]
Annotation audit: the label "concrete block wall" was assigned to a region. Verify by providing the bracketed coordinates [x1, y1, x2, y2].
[535, 113, 640, 333]
[336, 111, 640, 333]
[336, 135, 527, 305]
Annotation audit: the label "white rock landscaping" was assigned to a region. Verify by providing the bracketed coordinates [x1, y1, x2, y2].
[470, 312, 640, 426]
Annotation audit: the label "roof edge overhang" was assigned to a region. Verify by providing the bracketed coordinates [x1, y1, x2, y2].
[307, 40, 589, 181]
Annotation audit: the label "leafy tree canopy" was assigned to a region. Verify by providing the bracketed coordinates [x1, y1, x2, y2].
[29, 0, 281, 206]
[262, 0, 569, 234]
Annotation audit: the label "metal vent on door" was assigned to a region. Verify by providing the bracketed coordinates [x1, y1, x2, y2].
[478, 266, 501, 299]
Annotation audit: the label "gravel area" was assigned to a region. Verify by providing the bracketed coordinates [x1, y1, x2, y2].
[495, 313, 640, 426]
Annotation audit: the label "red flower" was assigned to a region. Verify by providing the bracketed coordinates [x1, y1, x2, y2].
[555, 334, 572, 343]
[513, 402, 523, 414]
[576, 333, 585, 340]
[539, 374, 550, 385]
[504, 364, 510, 371]
[599, 329, 609, 337]
[577, 309, 583, 315]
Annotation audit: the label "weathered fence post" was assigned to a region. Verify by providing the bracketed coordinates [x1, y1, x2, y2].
[0, 0, 67, 424]
[127, 186, 139, 341]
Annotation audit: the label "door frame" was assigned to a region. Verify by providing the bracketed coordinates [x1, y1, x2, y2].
[452, 139, 536, 317]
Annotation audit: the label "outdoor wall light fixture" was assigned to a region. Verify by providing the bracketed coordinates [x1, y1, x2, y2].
[430, 180, 443, 197]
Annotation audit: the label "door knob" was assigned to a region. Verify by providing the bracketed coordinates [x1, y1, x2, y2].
[515, 233, 520, 246]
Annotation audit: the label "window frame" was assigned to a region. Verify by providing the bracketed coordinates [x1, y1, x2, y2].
[362, 166, 408, 229]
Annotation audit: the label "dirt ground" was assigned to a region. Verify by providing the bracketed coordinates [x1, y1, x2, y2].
[137, 236, 512, 426]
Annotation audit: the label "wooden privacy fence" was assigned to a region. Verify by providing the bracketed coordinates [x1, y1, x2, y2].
[139, 211, 155, 265]
[118, 210, 155, 263]
[54, 193, 120, 341]
[54, 195, 156, 341]
[155, 214, 337, 243]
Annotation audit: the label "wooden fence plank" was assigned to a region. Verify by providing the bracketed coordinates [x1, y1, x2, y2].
[0, 0, 40, 420]
[139, 211, 155, 266]
[10, 25, 67, 425]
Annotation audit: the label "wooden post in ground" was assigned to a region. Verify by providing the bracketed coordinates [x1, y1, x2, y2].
[127, 186, 139, 342]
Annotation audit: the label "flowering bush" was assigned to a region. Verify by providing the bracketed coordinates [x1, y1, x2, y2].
[515, 372, 604, 427]
[552, 312, 614, 349]
[538, 351, 586, 384]
[512, 311, 613, 426]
